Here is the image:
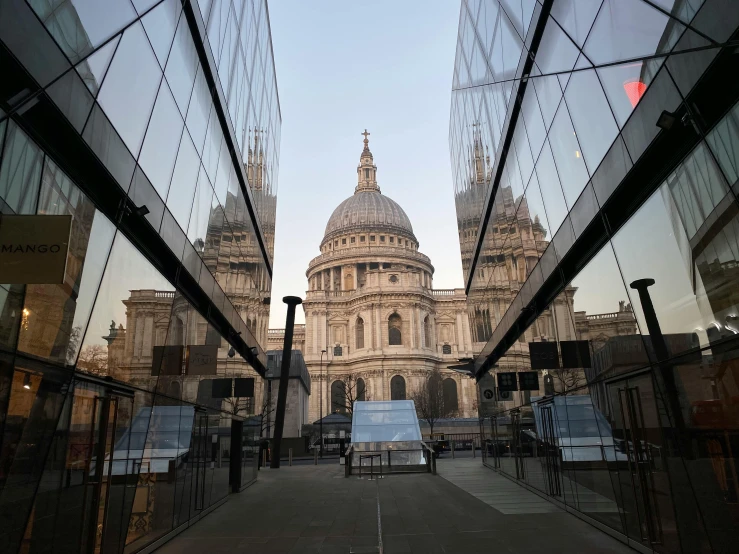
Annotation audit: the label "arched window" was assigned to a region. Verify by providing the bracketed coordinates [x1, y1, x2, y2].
[356, 317, 365, 349]
[388, 313, 402, 345]
[168, 380, 181, 400]
[356, 378, 366, 401]
[331, 380, 347, 414]
[423, 316, 431, 348]
[169, 317, 184, 345]
[443, 378, 458, 413]
[390, 375, 406, 400]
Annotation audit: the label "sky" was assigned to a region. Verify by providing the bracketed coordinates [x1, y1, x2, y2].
[266, 1, 464, 328]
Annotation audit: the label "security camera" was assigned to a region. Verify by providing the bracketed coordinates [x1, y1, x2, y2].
[227, 346, 236, 358]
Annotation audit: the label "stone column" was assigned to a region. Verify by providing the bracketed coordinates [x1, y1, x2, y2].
[321, 311, 328, 351]
[375, 304, 382, 350]
[460, 377, 469, 417]
[456, 313, 465, 353]
[409, 308, 415, 349]
[462, 310, 471, 355]
[430, 316, 437, 353]
[340, 267, 345, 291]
[416, 306, 423, 348]
[354, 265, 358, 289]
[312, 311, 318, 355]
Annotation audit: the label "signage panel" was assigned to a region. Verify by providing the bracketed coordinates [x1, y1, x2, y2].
[186, 345, 218, 375]
[152, 346, 183, 376]
[497, 372, 518, 392]
[211, 378, 233, 398]
[479, 372, 496, 404]
[518, 371, 540, 391]
[478, 372, 497, 417]
[498, 389, 512, 401]
[0, 215, 72, 284]
[529, 341, 560, 370]
[561, 340, 592, 368]
[234, 378, 254, 398]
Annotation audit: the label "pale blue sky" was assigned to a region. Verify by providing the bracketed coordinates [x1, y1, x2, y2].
[267, 1, 464, 327]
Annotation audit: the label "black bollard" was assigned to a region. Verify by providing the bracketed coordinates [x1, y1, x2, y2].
[629, 279, 686, 432]
[630, 278, 703, 551]
[270, 296, 302, 468]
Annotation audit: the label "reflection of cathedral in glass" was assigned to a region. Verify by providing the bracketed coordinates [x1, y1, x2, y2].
[458, 127, 637, 400]
[97, 129, 278, 414]
[460, 127, 549, 345]
[0, 0, 282, 550]
[449, 1, 739, 549]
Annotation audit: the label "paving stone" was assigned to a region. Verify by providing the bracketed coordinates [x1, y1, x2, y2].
[153, 460, 634, 554]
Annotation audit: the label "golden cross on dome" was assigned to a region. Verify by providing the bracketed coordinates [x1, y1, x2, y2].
[361, 129, 370, 145]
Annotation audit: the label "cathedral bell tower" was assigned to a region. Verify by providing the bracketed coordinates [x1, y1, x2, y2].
[355, 129, 380, 194]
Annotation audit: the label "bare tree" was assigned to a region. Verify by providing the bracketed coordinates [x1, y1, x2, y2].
[66, 326, 82, 366]
[331, 374, 370, 417]
[410, 369, 456, 436]
[258, 386, 276, 437]
[222, 395, 254, 417]
[551, 367, 584, 393]
[77, 344, 108, 375]
[221, 382, 274, 437]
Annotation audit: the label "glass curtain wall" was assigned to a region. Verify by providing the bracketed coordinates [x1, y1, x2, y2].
[452, 1, 739, 553]
[480, 124, 739, 550]
[0, 1, 280, 553]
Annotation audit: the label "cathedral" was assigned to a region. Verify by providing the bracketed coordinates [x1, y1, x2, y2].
[264, 131, 640, 423]
[94, 130, 637, 430]
[287, 132, 478, 422]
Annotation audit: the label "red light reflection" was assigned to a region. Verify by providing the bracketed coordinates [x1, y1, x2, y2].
[623, 79, 647, 108]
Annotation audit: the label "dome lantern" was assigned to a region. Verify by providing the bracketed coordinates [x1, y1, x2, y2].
[321, 132, 417, 248]
[355, 129, 380, 194]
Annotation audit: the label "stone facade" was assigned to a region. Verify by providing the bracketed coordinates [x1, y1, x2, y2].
[280, 133, 479, 422]
[267, 133, 637, 422]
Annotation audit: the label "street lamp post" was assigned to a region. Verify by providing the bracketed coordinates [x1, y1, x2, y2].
[320, 349, 326, 458]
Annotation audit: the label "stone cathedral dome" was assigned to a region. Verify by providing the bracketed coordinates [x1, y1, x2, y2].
[321, 131, 417, 247]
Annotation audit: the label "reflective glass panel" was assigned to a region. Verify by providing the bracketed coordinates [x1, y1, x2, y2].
[96, 22, 162, 156]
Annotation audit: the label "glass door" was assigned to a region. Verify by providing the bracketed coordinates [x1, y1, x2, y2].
[487, 415, 501, 468]
[511, 409, 526, 480]
[540, 402, 563, 498]
[67, 379, 134, 554]
[607, 372, 678, 553]
[189, 409, 209, 517]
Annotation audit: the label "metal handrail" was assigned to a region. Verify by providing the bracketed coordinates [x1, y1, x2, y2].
[344, 444, 436, 477]
[421, 442, 437, 475]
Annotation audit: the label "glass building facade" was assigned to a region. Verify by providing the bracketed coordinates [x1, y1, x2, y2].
[450, 1, 739, 552]
[0, 1, 279, 552]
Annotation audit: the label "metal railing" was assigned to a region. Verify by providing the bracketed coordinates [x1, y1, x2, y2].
[307, 246, 432, 268]
[268, 325, 305, 335]
[344, 443, 436, 477]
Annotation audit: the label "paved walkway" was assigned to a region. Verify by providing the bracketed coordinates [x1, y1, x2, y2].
[155, 460, 634, 554]
[437, 457, 561, 514]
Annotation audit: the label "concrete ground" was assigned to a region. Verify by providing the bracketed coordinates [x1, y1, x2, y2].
[154, 458, 634, 554]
